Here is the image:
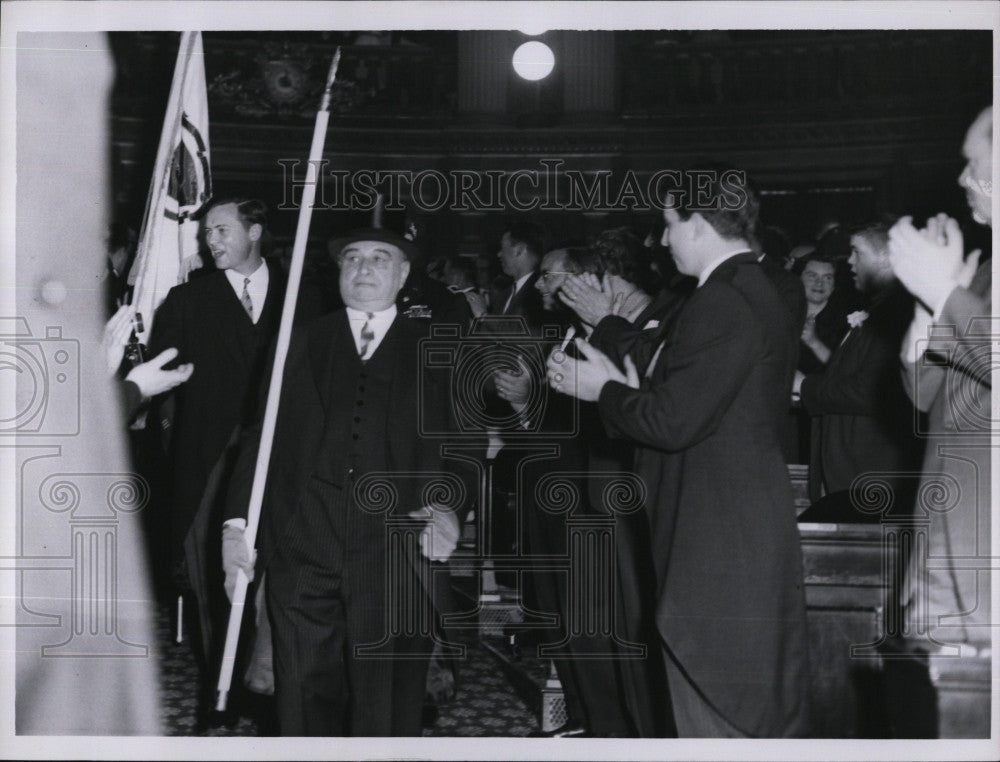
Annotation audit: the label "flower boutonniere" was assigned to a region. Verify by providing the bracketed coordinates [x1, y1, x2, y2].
[846, 310, 869, 330]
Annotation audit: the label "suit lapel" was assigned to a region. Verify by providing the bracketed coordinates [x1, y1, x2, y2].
[257, 262, 284, 334]
[204, 273, 253, 371]
[309, 311, 352, 417]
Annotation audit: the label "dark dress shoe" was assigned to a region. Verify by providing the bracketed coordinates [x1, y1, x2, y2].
[527, 721, 588, 738]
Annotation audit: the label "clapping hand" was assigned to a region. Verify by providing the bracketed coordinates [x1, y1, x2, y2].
[888, 214, 981, 311]
[465, 290, 488, 318]
[546, 338, 638, 402]
[494, 356, 532, 412]
[558, 273, 623, 327]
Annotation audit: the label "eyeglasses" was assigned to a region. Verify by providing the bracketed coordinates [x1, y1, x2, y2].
[339, 252, 397, 271]
[538, 270, 573, 282]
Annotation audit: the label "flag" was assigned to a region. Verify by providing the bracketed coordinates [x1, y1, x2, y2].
[128, 31, 212, 342]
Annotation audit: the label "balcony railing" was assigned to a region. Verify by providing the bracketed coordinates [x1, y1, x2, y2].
[620, 31, 991, 119]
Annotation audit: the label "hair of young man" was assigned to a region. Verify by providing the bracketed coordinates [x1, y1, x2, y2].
[505, 220, 548, 264]
[203, 196, 269, 233]
[848, 216, 898, 255]
[669, 165, 760, 245]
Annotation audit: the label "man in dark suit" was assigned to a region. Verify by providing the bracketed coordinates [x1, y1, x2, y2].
[491, 220, 547, 332]
[547, 176, 810, 737]
[796, 219, 920, 503]
[222, 227, 459, 736]
[146, 196, 288, 693]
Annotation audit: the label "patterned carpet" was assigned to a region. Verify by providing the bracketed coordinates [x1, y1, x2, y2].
[155, 604, 541, 736]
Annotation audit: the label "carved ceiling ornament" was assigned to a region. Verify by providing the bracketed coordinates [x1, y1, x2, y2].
[208, 38, 361, 119]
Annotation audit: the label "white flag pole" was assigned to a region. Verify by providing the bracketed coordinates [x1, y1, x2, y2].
[215, 48, 342, 712]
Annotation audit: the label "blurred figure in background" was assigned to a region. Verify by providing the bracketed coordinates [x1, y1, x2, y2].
[795, 252, 847, 374]
[885, 106, 993, 738]
[441, 254, 488, 319]
[13, 31, 161, 736]
[795, 219, 921, 504]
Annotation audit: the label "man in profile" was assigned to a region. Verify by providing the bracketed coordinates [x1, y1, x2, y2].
[491, 220, 548, 331]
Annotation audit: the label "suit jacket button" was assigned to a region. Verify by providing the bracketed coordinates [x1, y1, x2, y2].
[348, 468, 355, 479]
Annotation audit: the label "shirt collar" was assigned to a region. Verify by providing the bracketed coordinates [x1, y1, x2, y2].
[697, 249, 753, 287]
[513, 272, 533, 293]
[346, 304, 398, 322]
[224, 259, 268, 290]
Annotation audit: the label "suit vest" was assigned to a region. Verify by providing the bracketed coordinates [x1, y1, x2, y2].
[312, 330, 397, 520]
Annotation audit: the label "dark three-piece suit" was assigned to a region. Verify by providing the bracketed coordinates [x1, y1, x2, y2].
[225, 308, 452, 735]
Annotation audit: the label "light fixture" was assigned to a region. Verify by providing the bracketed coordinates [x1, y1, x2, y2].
[512, 41, 555, 81]
[519, 23, 548, 36]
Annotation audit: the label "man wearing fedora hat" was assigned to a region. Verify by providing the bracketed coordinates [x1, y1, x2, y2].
[224, 225, 460, 736]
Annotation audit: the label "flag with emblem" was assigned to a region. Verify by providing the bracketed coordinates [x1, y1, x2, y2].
[128, 31, 212, 341]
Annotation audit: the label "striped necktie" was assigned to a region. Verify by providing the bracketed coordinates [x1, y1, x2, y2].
[240, 277, 254, 320]
[359, 313, 375, 359]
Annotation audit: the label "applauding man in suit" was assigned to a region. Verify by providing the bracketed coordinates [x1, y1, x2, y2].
[547, 173, 810, 737]
[795, 219, 921, 504]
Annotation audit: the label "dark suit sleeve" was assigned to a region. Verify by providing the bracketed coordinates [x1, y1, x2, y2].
[418, 342, 455, 473]
[147, 285, 185, 362]
[223, 337, 281, 524]
[597, 282, 759, 453]
[799, 330, 884, 417]
[121, 379, 143, 422]
[927, 273, 993, 388]
[145, 285, 185, 444]
[801, 304, 913, 417]
[589, 315, 643, 370]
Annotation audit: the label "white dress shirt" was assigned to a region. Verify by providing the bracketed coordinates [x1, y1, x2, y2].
[224, 261, 269, 324]
[346, 304, 397, 360]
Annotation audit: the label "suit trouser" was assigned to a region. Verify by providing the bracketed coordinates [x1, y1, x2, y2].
[661, 648, 748, 738]
[266, 477, 431, 736]
[524, 479, 633, 736]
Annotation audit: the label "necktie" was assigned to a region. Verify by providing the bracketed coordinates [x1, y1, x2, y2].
[240, 277, 253, 320]
[502, 284, 516, 314]
[359, 313, 375, 359]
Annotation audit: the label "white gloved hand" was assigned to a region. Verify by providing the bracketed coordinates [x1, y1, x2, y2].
[222, 523, 256, 602]
[409, 506, 460, 562]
